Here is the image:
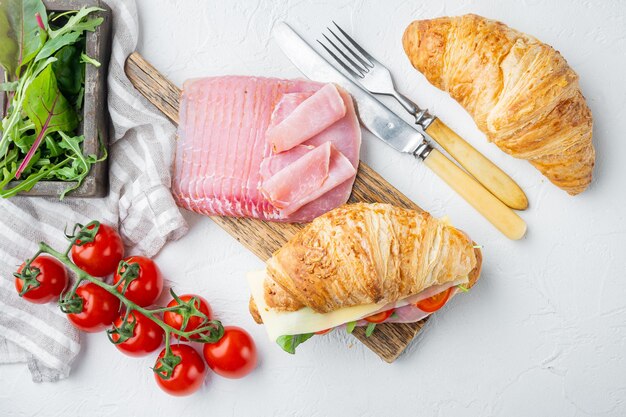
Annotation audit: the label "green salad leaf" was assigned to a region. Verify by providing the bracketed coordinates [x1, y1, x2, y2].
[365, 322, 377, 337]
[345, 321, 357, 334]
[276, 333, 315, 354]
[0, 0, 48, 76]
[53, 45, 82, 97]
[0, 2, 19, 76]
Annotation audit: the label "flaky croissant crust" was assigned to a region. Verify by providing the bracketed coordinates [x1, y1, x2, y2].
[255, 203, 480, 316]
[402, 14, 595, 195]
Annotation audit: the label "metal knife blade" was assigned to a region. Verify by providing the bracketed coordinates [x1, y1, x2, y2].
[272, 22, 429, 157]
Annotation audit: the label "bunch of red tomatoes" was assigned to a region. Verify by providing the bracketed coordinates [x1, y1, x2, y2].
[14, 222, 257, 396]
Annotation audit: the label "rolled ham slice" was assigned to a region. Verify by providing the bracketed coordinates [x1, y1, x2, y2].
[266, 84, 346, 153]
[260, 142, 357, 216]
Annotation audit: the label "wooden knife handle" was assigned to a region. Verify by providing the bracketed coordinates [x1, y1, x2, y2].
[423, 148, 527, 240]
[425, 118, 528, 210]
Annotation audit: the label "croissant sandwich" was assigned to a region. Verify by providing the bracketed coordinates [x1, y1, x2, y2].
[402, 14, 595, 195]
[247, 203, 482, 353]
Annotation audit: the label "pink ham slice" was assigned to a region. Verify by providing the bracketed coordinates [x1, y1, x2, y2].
[263, 89, 360, 221]
[260, 142, 356, 216]
[266, 84, 346, 153]
[259, 145, 313, 183]
[173, 76, 361, 222]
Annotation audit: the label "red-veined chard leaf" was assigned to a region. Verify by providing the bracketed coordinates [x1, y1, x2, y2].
[0, 0, 48, 78]
[0, 0, 19, 76]
[16, 65, 77, 177]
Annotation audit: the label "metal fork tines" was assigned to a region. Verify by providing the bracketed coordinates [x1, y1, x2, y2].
[317, 21, 435, 129]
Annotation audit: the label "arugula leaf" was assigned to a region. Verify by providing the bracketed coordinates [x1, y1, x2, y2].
[345, 321, 357, 334]
[47, 7, 103, 39]
[0, 157, 68, 198]
[44, 134, 64, 157]
[17, 65, 78, 177]
[34, 30, 82, 63]
[276, 333, 315, 354]
[0, 147, 17, 172]
[33, 6, 103, 64]
[80, 52, 100, 67]
[55, 131, 106, 198]
[365, 322, 377, 337]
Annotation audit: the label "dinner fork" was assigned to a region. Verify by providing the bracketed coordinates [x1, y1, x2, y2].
[317, 22, 528, 211]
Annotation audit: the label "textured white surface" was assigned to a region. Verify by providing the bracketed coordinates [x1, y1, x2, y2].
[2, 0, 626, 415]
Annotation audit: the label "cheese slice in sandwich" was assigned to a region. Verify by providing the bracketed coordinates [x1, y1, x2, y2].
[248, 268, 468, 342]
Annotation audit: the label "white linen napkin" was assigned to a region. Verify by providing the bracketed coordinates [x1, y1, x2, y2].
[0, 0, 187, 382]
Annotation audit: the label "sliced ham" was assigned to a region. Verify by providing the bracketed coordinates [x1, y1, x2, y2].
[260, 142, 357, 216]
[266, 84, 346, 153]
[259, 145, 313, 182]
[173, 76, 361, 222]
[264, 88, 361, 221]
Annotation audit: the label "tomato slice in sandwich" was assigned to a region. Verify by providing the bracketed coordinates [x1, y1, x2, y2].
[415, 287, 453, 313]
[364, 308, 394, 323]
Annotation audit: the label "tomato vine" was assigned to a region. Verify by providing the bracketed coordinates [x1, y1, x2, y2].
[14, 221, 224, 381]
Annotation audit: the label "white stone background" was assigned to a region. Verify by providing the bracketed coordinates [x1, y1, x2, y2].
[2, 0, 626, 416]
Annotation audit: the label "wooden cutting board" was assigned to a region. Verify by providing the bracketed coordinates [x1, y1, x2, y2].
[125, 52, 429, 363]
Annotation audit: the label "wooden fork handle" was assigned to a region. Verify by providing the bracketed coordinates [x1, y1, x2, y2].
[423, 148, 527, 240]
[425, 118, 528, 210]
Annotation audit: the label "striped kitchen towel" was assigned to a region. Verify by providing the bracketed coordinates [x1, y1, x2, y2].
[0, 0, 187, 382]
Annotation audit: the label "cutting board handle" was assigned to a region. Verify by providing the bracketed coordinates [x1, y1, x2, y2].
[125, 52, 181, 123]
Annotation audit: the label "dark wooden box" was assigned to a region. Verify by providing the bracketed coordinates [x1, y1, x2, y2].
[0, 0, 111, 198]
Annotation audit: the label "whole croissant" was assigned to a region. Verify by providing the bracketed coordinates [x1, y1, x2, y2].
[250, 203, 481, 321]
[402, 14, 595, 195]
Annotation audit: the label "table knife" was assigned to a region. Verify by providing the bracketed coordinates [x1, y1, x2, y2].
[272, 22, 526, 240]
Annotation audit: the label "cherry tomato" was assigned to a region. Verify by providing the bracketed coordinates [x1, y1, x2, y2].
[364, 309, 394, 323]
[113, 256, 163, 307]
[71, 223, 124, 277]
[154, 344, 206, 396]
[67, 283, 121, 332]
[14, 256, 68, 304]
[415, 287, 453, 313]
[315, 328, 333, 335]
[110, 311, 164, 357]
[202, 326, 257, 379]
[163, 294, 212, 341]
